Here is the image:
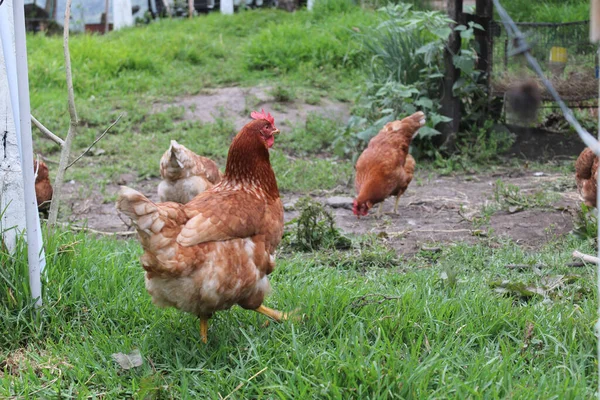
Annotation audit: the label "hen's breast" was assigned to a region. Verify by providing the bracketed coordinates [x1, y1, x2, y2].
[144, 236, 274, 316]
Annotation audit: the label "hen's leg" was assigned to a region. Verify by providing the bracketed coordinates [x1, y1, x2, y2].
[376, 203, 383, 218]
[393, 195, 401, 214]
[199, 318, 209, 343]
[253, 305, 288, 322]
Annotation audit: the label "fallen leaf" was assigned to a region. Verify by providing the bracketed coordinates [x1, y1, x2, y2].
[112, 349, 143, 370]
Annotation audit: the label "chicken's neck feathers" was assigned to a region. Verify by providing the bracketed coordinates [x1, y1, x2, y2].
[221, 127, 279, 199]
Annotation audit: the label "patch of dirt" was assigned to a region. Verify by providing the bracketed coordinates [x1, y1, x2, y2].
[59, 169, 579, 256]
[0, 347, 70, 378]
[153, 86, 351, 129]
[503, 124, 586, 160]
[287, 171, 577, 255]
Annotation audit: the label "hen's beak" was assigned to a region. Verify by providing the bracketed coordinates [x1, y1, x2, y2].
[272, 128, 280, 135]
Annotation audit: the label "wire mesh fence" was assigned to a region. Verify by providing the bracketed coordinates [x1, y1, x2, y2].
[491, 19, 597, 101]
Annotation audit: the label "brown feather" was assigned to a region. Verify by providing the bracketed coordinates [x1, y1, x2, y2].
[33, 159, 53, 217]
[575, 147, 598, 207]
[158, 140, 223, 204]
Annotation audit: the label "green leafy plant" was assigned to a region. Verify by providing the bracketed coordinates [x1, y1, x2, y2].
[572, 203, 598, 241]
[355, 4, 453, 139]
[287, 197, 350, 251]
[269, 85, 296, 102]
[430, 121, 515, 171]
[493, 179, 558, 212]
[339, 4, 489, 158]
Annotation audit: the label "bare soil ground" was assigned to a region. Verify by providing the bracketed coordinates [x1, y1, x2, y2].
[60, 169, 578, 256]
[59, 86, 579, 256]
[153, 86, 351, 129]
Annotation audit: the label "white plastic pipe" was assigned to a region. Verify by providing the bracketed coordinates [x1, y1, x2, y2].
[4, 0, 45, 306]
[0, 0, 26, 253]
[113, 0, 134, 30]
[221, 0, 233, 15]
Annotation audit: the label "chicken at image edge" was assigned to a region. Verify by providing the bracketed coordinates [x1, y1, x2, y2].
[34, 159, 53, 218]
[353, 111, 426, 217]
[158, 140, 222, 204]
[575, 147, 598, 207]
[116, 110, 288, 343]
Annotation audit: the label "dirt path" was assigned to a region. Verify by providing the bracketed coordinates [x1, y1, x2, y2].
[153, 86, 351, 129]
[60, 168, 578, 256]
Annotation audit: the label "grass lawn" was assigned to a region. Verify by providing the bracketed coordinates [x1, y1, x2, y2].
[1, 229, 596, 398]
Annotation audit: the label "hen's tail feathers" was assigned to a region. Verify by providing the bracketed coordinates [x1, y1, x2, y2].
[575, 148, 596, 180]
[403, 111, 426, 139]
[160, 140, 191, 180]
[385, 111, 427, 141]
[116, 186, 168, 236]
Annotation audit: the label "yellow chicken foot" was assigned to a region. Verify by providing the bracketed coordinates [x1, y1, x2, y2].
[254, 305, 288, 322]
[200, 318, 209, 343]
[376, 203, 383, 218]
[393, 195, 401, 214]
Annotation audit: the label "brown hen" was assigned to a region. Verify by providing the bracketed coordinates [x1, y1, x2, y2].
[116, 110, 286, 343]
[158, 140, 222, 204]
[34, 159, 53, 218]
[575, 147, 598, 207]
[353, 111, 425, 217]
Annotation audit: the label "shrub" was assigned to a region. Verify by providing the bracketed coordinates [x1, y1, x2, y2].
[336, 3, 488, 158]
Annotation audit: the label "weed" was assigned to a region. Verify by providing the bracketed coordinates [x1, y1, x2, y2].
[286, 197, 350, 251]
[493, 179, 559, 212]
[305, 93, 321, 105]
[572, 203, 598, 241]
[269, 85, 296, 102]
[279, 114, 343, 156]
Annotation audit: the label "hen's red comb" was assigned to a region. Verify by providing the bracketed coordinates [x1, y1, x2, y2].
[250, 109, 275, 126]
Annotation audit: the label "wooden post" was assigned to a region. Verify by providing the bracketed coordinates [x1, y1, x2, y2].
[104, 0, 110, 33]
[188, 0, 193, 18]
[475, 0, 493, 84]
[439, 0, 463, 150]
[591, 0, 600, 42]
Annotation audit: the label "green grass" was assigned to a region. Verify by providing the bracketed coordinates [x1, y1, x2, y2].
[28, 6, 379, 193]
[1, 228, 596, 398]
[497, 0, 589, 22]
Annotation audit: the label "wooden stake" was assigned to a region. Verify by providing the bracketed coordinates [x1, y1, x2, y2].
[104, 0, 110, 33]
[591, 0, 600, 42]
[48, 0, 79, 226]
[573, 250, 600, 264]
[439, 0, 463, 150]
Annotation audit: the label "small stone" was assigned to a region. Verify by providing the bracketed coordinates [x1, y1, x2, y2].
[326, 196, 354, 210]
[116, 173, 135, 185]
[283, 202, 296, 211]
